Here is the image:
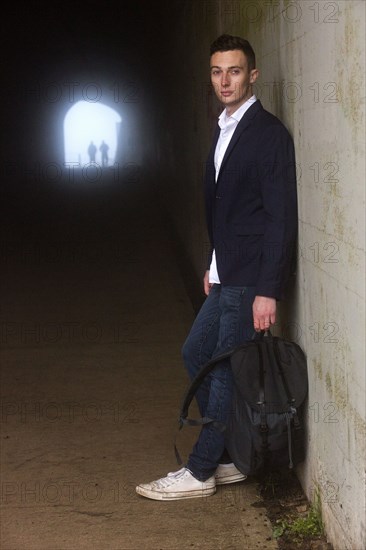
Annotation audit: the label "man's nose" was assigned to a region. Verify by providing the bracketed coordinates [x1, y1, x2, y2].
[221, 72, 230, 87]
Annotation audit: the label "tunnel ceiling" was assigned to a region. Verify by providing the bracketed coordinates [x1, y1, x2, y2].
[3, 0, 187, 79]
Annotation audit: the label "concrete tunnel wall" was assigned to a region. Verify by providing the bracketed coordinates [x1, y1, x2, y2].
[153, 2, 365, 549]
[2, 1, 365, 549]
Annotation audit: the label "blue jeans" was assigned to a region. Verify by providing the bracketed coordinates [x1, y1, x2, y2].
[182, 284, 256, 481]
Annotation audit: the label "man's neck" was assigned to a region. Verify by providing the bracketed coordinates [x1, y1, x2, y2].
[225, 91, 254, 117]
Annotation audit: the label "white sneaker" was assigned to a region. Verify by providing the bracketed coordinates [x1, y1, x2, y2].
[136, 468, 216, 500]
[215, 463, 247, 485]
[168, 463, 246, 485]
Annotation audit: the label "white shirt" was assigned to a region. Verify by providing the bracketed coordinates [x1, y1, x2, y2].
[209, 95, 257, 283]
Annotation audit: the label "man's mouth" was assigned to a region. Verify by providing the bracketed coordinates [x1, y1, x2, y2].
[220, 91, 233, 97]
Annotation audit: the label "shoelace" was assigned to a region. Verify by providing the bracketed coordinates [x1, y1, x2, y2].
[153, 469, 187, 489]
[167, 467, 186, 477]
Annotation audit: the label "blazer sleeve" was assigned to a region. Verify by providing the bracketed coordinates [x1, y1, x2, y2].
[255, 123, 298, 299]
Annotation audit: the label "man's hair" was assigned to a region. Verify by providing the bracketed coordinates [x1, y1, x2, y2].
[210, 34, 256, 71]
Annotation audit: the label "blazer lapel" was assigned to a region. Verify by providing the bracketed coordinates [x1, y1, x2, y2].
[217, 100, 263, 181]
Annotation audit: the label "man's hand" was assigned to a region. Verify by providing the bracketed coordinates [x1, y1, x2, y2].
[203, 270, 213, 296]
[253, 296, 276, 331]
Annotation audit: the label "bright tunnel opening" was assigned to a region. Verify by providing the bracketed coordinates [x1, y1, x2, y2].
[64, 101, 122, 168]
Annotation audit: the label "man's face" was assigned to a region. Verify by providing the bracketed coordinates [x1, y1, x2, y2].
[210, 50, 259, 115]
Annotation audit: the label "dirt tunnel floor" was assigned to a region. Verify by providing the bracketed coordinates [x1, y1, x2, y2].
[0, 174, 277, 550]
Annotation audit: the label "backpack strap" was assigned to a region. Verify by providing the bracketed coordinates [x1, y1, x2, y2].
[180, 330, 261, 424]
[272, 337, 296, 405]
[271, 336, 303, 468]
[257, 341, 270, 465]
[174, 332, 262, 465]
[179, 348, 234, 426]
[174, 348, 234, 465]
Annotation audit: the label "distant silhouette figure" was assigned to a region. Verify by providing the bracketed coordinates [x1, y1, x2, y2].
[99, 140, 110, 167]
[87, 141, 97, 163]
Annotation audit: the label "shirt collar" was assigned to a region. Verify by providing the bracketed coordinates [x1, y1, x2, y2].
[218, 95, 257, 128]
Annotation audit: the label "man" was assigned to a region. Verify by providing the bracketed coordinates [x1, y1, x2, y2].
[87, 141, 97, 163]
[136, 34, 298, 500]
[100, 140, 109, 167]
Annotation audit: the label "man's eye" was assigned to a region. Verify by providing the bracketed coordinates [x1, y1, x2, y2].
[231, 70, 240, 75]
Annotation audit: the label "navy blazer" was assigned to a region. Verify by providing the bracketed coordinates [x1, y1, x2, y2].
[204, 100, 298, 300]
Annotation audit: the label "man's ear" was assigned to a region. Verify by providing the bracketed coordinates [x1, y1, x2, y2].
[249, 69, 259, 84]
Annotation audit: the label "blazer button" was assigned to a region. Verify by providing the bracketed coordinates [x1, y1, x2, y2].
[215, 195, 222, 199]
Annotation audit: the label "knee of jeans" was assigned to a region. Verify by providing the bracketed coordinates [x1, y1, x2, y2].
[182, 340, 206, 383]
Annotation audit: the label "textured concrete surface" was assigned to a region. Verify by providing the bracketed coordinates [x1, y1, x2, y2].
[0, 175, 277, 549]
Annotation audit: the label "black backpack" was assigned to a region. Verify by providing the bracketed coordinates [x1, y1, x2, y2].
[175, 331, 308, 476]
